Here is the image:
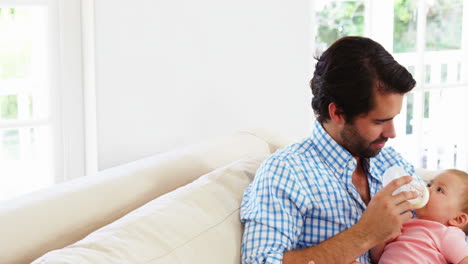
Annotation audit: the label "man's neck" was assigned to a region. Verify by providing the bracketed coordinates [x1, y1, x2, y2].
[321, 121, 343, 146]
[352, 159, 371, 205]
[322, 120, 371, 204]
[322, 120, 360, 159]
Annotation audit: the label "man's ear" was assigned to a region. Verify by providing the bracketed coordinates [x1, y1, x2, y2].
[448, 212, 468, 229]
[328, 102, 346, 125]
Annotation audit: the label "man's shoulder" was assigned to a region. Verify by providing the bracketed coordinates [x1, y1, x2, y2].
[266, 136, 316, 163]
[263, 138, 326, 170]
[252, 137, 321, 181]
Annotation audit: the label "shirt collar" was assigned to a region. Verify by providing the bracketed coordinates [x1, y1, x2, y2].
[310, 120, 356, 177]
[367, 153, 391, 186]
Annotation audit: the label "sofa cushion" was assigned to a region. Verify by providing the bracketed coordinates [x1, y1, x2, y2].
[33, 156, 265, 264]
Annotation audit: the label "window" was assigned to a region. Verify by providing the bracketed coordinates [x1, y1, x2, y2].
[0, 0, 84, 201]
[313, 0, 468, 171]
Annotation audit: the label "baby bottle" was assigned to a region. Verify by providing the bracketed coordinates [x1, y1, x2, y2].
[382, 165, 429, 209]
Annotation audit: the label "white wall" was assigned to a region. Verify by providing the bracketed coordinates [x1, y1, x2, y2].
[93, 0, 313, 170]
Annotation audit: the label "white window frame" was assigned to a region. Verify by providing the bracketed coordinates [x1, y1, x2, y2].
[313, 0, 468, 170]
[57, 0, 86, 181]
[392, 0, 467, 171]
[82, 0, 98, 176]
[0, 0, 85, 188]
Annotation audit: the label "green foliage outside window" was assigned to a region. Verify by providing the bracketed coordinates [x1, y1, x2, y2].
[0, 129, 19, 160]
[0, 8, 32, 79]
[315, 1, 364, 54]
[0, 8, 16, 17]
[393, 0, 418, 53]
[425, 0, 462, 51]
[0, 95, 18, 120]
[316, 0, 463, 54]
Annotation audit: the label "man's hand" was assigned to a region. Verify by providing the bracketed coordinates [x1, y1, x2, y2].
[357, 175, 417, 246]
[459, 256, 468, 264]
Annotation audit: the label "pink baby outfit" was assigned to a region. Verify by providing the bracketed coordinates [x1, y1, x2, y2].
[379, 219, 468, 264]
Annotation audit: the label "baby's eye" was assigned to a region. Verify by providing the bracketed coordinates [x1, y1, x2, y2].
[437, 187, 444, 193]
[426, 183, 432, 187]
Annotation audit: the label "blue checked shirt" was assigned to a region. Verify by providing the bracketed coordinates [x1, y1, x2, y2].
[240, 121, 415, 264]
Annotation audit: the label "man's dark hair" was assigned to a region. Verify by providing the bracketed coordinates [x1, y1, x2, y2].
[310, 36, 416, 123]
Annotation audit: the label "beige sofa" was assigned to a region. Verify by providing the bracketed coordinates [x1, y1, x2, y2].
[0, 130, 438, 264]
[0, 131, 291, 264]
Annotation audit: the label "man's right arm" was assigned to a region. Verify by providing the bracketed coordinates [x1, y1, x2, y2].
[241, 158, 306, 263]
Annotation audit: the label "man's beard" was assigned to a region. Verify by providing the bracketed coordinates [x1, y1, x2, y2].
[340, 123, 388, 158]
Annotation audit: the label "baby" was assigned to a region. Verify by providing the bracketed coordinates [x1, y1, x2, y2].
[371, 169, 468, 264]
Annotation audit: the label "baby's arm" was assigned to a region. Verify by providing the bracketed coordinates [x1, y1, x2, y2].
[459, 256, 468, 264]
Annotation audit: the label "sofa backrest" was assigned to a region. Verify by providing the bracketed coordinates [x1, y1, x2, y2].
[0, 131, 288, 264]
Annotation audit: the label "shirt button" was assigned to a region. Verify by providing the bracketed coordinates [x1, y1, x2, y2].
[348, 161, 355, 167]
[337, 168, 343, 174]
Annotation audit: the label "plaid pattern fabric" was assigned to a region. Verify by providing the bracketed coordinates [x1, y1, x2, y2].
[240, 121, 415, 264]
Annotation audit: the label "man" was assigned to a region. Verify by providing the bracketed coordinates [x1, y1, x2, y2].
[240, 37, 419, 264]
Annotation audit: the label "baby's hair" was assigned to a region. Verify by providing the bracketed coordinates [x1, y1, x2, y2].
[443, 169, 468, 233]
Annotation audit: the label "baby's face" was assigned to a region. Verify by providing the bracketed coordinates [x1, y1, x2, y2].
[415, 172, 465, 226]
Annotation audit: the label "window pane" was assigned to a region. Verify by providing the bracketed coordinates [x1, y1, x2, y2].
[0, 6, 49, 120]
[0, 7, 43, 79]
[0, 6, 53, 200]
[420, 87, 467, 170]
[0, 94, 18, 120]
[0, 126, 54, 200]
[0, 129, 19, 159]
[423, 91, 430, 118]
[393, 0, 418, 53]
[315, 0, 365, 55]
[405, 93, 413, 134]
[425, 0, 463, 51]
[314, 0, 468, 172]
[392, 87, 468, 171]
[425, 65, 431, 83]
[441, 64, 448, 83]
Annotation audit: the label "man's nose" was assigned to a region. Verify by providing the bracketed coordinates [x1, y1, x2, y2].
[382, 120, 396, 139]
